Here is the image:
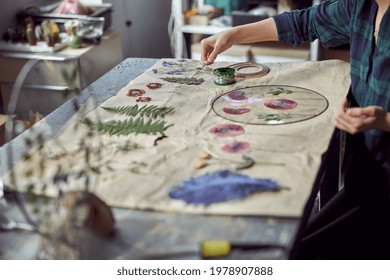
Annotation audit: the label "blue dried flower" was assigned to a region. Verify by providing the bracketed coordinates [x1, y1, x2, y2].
[167, 69, 183, 75]
[162, 61, 176, 67]
[169, 170, 280, 206]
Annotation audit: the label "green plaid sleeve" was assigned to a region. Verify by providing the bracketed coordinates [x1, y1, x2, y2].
[273, 0, 352, 47]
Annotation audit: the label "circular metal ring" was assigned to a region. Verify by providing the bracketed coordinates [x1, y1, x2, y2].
[227, 62, 270, 78]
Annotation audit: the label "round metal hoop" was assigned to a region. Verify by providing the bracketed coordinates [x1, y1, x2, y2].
[227, 62, 270, 78]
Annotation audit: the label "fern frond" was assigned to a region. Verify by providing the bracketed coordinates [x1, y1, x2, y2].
[161, 77, 205, 85]
[101, 104, 174, 119]
[82, 117, 173, 136]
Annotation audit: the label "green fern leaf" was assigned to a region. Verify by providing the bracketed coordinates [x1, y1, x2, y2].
[81, 117, 173, 136]
[102, 104, 174, 119]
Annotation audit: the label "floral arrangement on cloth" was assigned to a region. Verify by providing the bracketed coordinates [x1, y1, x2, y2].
[53, 0, 91, 15]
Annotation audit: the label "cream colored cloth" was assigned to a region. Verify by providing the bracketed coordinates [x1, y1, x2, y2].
[4, 59, 350, 217]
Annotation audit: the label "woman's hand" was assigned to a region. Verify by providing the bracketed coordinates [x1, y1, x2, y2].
[335, 98, 390, 134]
[200, 30, 233, 65]
[200, 18, 279, 65]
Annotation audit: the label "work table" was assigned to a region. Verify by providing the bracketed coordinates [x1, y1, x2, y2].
[0, 57, 350, 259]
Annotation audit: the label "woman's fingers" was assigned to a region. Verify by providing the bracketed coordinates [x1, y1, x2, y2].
[335, 103, 387, 133]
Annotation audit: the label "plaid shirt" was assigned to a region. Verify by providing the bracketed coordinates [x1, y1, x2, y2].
[274, 0, 390, 163]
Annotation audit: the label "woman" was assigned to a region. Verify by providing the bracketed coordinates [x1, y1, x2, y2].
[201, 0, 390, 259]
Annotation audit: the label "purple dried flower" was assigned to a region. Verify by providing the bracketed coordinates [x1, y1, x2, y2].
[169, 170, 279, 206]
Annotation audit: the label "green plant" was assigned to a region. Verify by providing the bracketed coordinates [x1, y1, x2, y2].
[102, 104, 174, 119]
[81, 117, 173, 136]
[257, 113, 292, 122]
[267, 87, 293, 95]
[161, 76, 205, 85]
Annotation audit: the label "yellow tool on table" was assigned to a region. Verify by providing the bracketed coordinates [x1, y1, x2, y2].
[140, 240, 287, 259]
[201, 240, 286, 258]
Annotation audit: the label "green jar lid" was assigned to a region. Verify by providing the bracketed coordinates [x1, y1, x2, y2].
[213, 67, 236, 77]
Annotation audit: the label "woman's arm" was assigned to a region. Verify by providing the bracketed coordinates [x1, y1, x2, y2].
[201, 18, 278, 64]
[275, 0, 352, 47]
[201, 0, 353, 64]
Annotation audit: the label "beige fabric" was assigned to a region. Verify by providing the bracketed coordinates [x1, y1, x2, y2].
[4, 59, 350, 217]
